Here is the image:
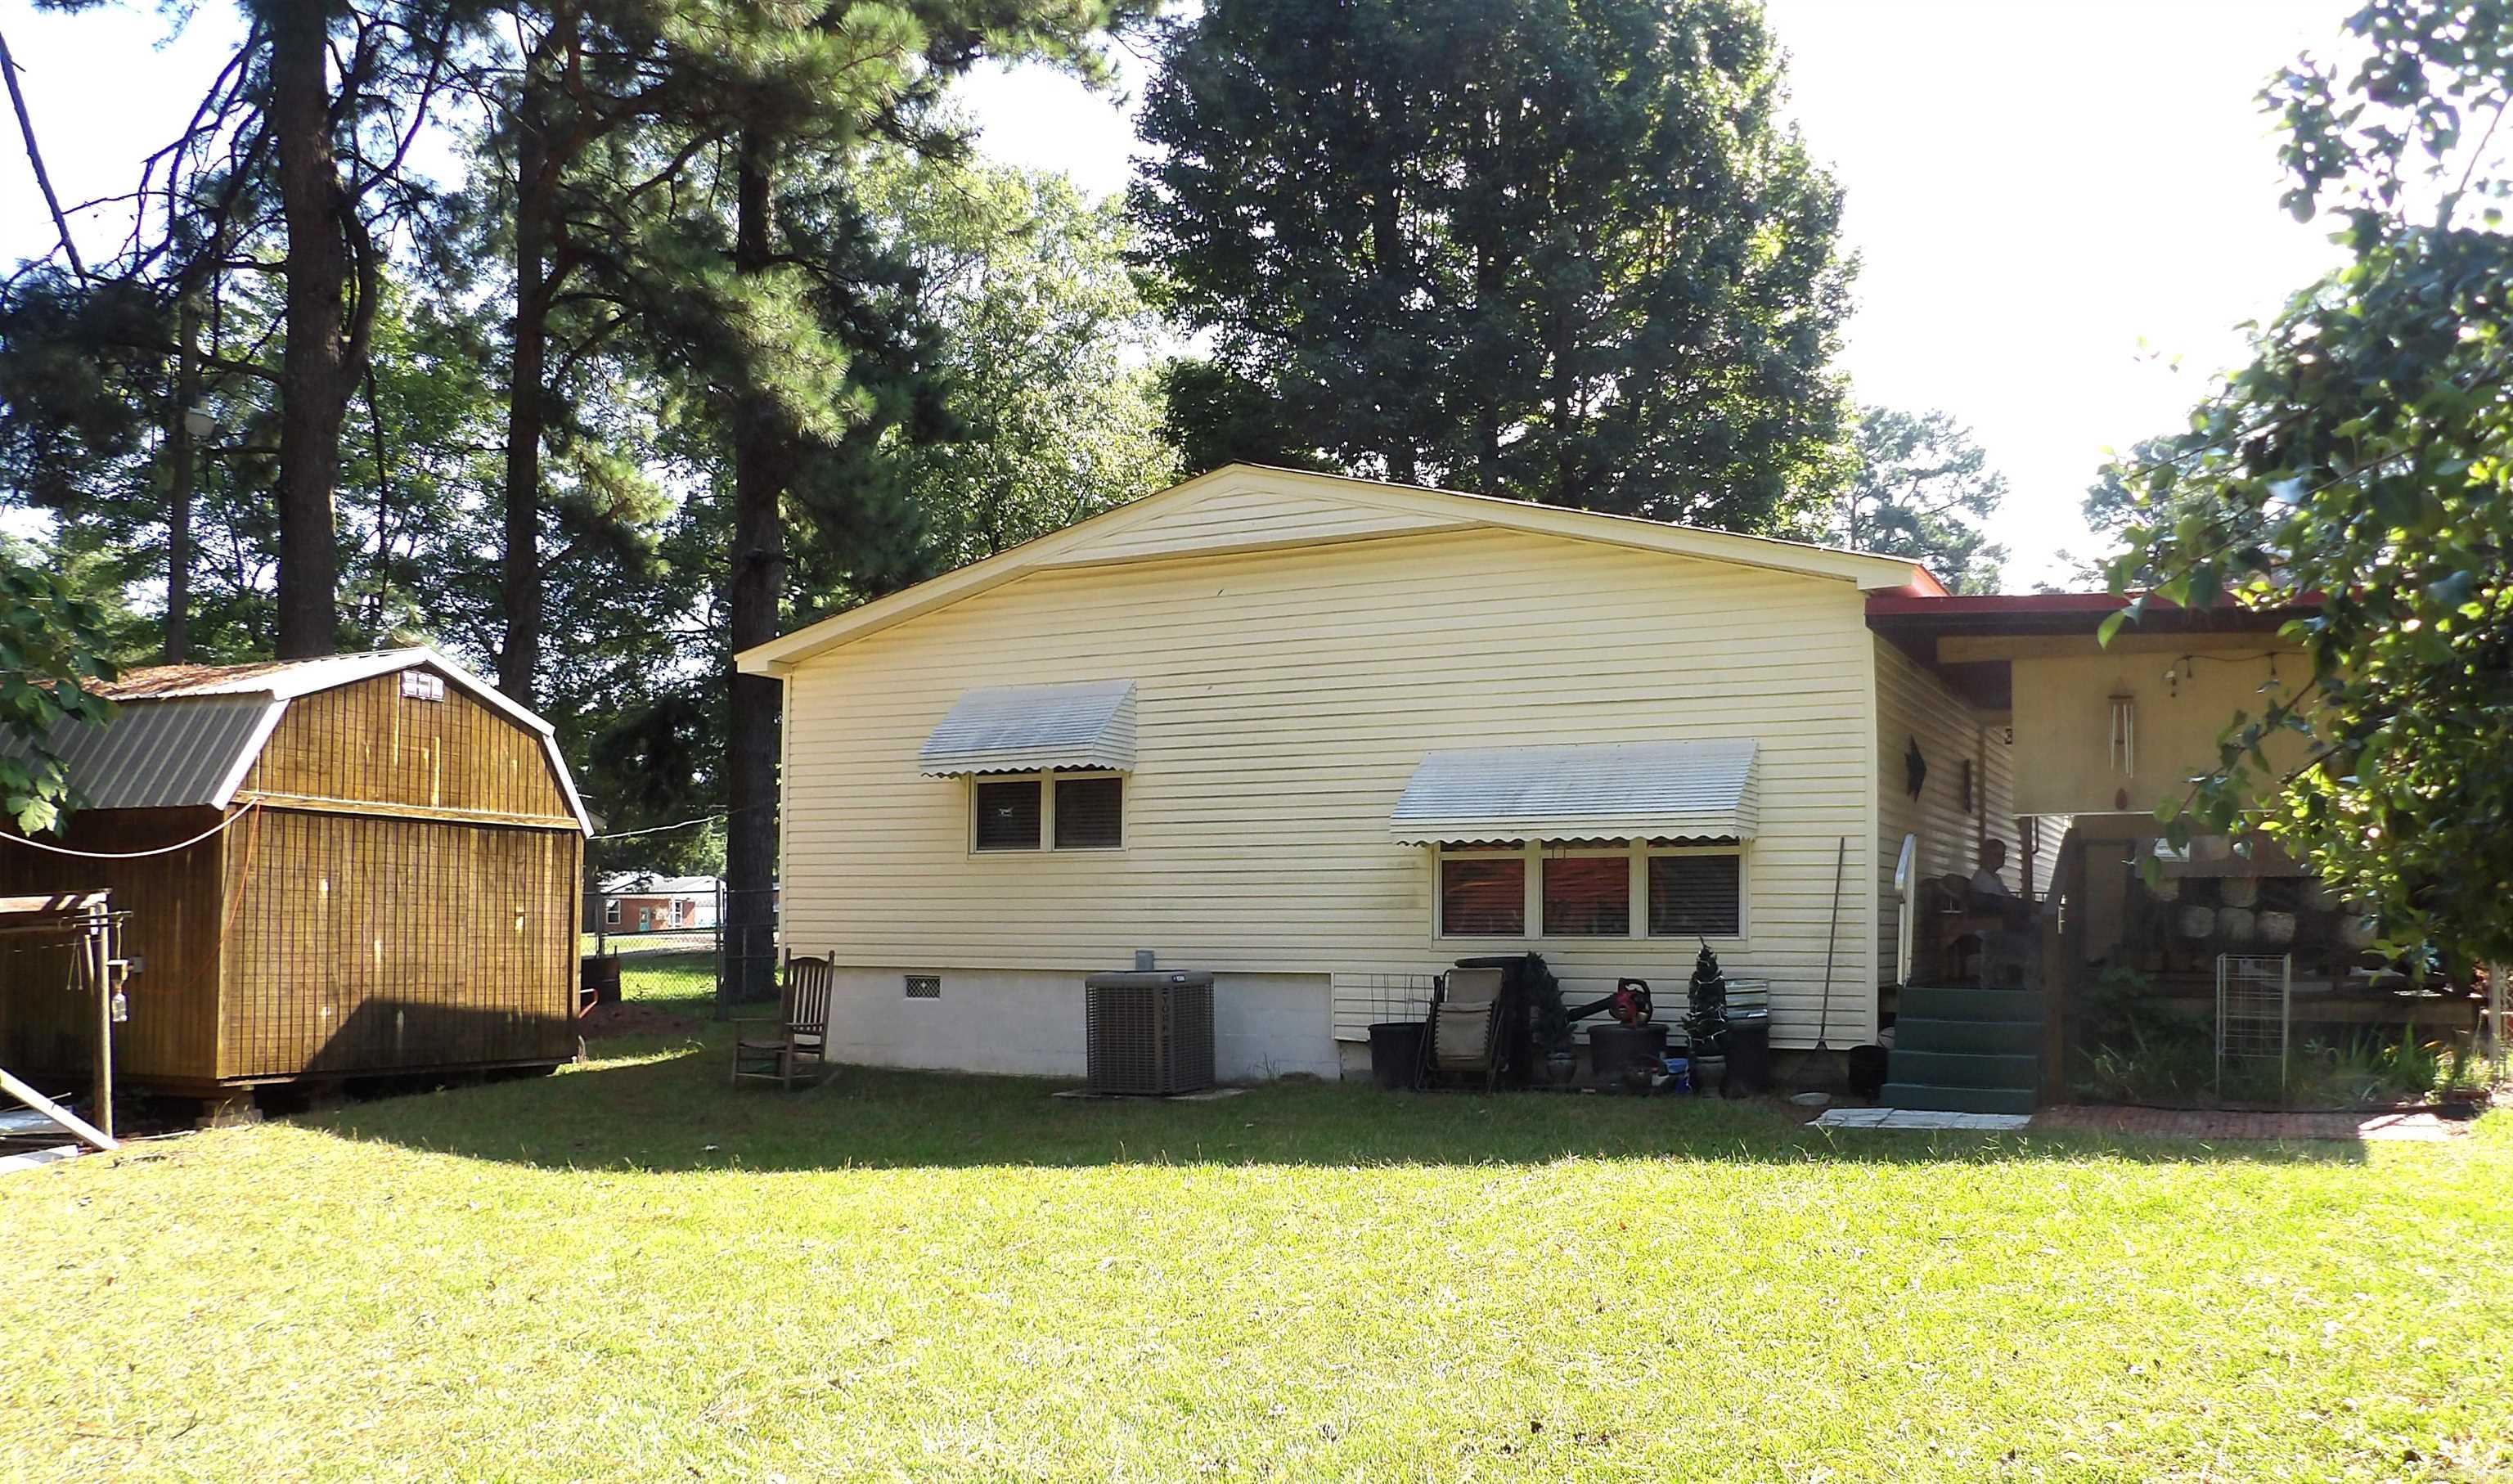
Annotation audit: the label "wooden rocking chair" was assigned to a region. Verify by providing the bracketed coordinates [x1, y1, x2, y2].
[731, 951, 835, 1089]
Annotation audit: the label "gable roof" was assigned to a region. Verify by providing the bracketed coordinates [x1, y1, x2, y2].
[14, 647, 591, 833]
[737, 463, 1943, 675]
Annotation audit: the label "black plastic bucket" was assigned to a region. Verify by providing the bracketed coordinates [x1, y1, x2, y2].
[1588, 1023, 1669, 1086]
[1368, 1022, 1426, 1090]
[1722, 1009, 1772, 1098]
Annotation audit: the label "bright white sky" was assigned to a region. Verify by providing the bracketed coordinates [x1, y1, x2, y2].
[2, 0, 2351, 586]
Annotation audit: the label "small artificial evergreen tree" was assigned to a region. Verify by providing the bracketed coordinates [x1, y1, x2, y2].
[1684, 940, 1729, 1053]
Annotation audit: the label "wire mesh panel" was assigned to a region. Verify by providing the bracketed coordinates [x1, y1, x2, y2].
[2216, 953, 2292, 1096]
[1333, 972, 1439, 1035]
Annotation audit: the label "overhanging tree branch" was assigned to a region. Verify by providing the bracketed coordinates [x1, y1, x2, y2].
[0, 24, 86, 278]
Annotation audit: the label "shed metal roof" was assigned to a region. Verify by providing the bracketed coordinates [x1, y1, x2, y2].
[1390, 739, 1760, 845]
[13, 695, 276, 811]
[919, 680, 1138, 776]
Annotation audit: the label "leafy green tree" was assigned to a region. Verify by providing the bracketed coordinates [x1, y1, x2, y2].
[1135, 0, 1852, 529]
[1826, 407, 2008, 592]
[859, 148, 1179, 568]
[0, 538, 118, 834]
[2075, 434, 2178, 587]
[2112, 0, 2513, 965]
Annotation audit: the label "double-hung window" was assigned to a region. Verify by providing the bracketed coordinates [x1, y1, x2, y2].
[972, 771, 1125, 852]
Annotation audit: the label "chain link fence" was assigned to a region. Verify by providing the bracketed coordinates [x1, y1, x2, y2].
[583, 879, 780, 1017]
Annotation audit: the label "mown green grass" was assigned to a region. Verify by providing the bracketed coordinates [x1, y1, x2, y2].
[2, 960, 2506, 1482]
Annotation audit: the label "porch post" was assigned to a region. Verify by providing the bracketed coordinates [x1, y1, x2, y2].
[2038, 839, 2079, 1102]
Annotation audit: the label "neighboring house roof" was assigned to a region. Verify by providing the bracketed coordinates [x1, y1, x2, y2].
[1389, 739, 1761, 846]
[918, 680, 1137, 776]
[11, 647, 591, 834]
[739, 463, 1944, 674]
[599, 873, 721, 897]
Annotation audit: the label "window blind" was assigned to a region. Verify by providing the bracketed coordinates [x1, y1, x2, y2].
[1054, 776, 1124, 849]
[1648, 854, 1741, 936]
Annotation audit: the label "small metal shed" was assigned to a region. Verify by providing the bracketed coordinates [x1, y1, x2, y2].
[0, 649, 591, 1095]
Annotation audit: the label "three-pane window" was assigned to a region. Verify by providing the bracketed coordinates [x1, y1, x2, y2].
[1436, 842, 1743, 938]
[971, 772, 1124, 852]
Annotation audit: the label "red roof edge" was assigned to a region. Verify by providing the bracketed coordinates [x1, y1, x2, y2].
[1865, 590, 2322, 618]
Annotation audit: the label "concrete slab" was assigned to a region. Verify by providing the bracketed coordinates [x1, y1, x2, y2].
[0, 1143, 83, 1176]
[1811, 1108, 2032, 1132]
[1050, 1086, 1252, 1103]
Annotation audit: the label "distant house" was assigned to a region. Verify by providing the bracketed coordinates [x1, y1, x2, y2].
[735, 463, 2335, 1105]
[591, 874, 721, 933]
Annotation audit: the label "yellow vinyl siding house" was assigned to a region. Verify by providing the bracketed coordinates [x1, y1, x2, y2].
[740, 464, 2003, 1081]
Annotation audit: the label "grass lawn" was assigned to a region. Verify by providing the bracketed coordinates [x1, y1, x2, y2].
[3, 955, 2507, 1482]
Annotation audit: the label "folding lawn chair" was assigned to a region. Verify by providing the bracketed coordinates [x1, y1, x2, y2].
[1420, 966, 1508, 1091]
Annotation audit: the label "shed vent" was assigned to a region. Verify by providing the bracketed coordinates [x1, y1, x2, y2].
[1082, 972, 1215, 1095]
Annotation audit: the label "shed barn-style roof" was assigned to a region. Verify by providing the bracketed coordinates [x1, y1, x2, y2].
[12, 648, 592, 834]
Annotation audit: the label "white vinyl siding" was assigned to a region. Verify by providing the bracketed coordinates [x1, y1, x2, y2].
[1873, 636, 2019, 985]
[781, 523, 1880, 1050]
[1076, 483, 1473, 562]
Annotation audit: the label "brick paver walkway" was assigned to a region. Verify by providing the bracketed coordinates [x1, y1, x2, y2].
[2031, 1104, 2467, 1142]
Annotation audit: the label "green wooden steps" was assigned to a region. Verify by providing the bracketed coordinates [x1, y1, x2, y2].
[1881, 987, 2044, 1117]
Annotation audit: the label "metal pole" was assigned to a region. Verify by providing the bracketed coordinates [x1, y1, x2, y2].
[87, 902, 113, 1141]
[2489, 963, 2507, 1071]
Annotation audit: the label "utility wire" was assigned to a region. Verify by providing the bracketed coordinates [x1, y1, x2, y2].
[591, 810, 731, 842]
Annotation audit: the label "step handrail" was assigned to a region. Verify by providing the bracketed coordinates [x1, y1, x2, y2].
[1891, 833, 1919, 987]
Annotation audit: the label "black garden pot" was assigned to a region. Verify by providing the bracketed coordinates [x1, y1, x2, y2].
[1587, 1023, 1669, 1086]
[1368, 1021, 1427, 1090]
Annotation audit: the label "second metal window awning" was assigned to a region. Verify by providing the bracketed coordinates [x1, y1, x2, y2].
[919, 680, 1137, 776]
[1390, 738, 1760, 845]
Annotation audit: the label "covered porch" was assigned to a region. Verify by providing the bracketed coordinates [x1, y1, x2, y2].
[1868, 591, 2499, 1109]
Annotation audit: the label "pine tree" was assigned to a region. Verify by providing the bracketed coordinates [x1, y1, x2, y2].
[1828, 407, 2010, 593]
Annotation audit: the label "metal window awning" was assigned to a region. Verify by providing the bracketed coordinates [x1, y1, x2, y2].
[1390, 739, 1760, 845]
[919, 680, 1137, 776]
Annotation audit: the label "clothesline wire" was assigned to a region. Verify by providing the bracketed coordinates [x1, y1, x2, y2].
[0, 800, 263, 860]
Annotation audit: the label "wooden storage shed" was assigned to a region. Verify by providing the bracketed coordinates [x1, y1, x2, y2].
[0, 650, 591, 1095]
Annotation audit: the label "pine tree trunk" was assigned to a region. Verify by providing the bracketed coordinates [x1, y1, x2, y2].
[269, 0, 344, 659]
[723, 129, 786, 1006]
[500, 116, 551, 704]
[164, 291, 200, 664]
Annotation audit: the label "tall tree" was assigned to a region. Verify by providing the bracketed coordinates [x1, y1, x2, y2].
[480, 0, 728, 704]
[1825, 407, 2008, 593]
[124, 0, 479, 659]
[646, 0, 1140, 1000]
[1134, 0, 1851, 529]
[263, 0, 353, 657]
[2113, 0, 2513, 967]
[858, 147, 1179, 569]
